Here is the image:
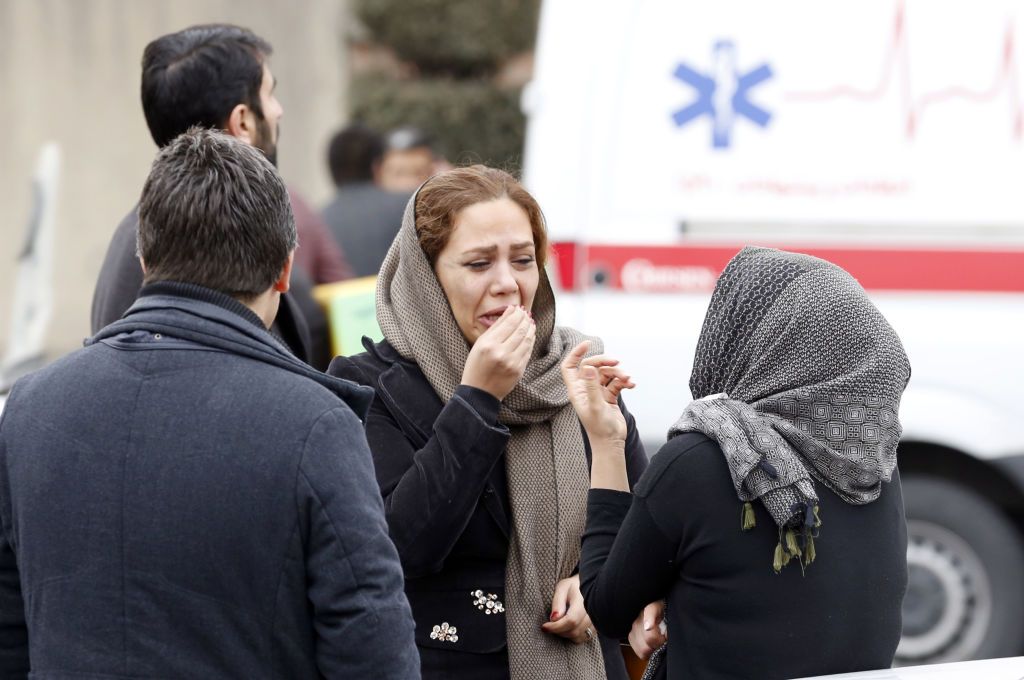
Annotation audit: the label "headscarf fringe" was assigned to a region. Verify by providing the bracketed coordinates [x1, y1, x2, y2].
[741, 501, 756, 531]
[770, 513, 820, 574]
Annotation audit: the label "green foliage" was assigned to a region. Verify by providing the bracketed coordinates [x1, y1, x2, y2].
[351, 74, 527, 171]
[353, 0, 539, 77]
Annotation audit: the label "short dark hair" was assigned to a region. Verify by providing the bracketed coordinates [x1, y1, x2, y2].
[138, 128, 296, 299]
[327, 123, 384, 186]
[141, 24, 271, 147]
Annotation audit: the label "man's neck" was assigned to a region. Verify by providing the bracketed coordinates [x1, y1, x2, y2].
[241, 290, 280, 329]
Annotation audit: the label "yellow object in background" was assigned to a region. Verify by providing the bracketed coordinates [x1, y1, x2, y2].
[312, 276, 383, 357]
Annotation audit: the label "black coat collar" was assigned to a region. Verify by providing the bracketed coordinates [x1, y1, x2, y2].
[358, 337, 510, 538]
[362, 337, 442, 448]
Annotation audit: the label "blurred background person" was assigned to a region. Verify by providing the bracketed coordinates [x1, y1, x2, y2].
[321, 123, 410, 278]
[379, 126, 444, 193]
[89, 23, 334, 368]
[288, 188, 352, 285]
[328, 166, 647, 680]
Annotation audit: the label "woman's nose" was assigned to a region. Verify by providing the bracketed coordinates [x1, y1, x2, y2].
[490, 262, 519, 296]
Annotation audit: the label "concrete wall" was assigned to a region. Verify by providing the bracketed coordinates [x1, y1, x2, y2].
[0, 0, 350, 359]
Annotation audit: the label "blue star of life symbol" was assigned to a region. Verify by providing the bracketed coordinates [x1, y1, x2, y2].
[672, 40, 773, 149]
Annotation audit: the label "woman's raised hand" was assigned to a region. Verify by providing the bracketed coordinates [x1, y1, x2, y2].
[461, 305, 536, 401]
[560, 341, 635, 445]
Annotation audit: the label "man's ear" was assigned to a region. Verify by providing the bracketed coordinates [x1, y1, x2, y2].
[225, 103, 255, 144]
[371, 159, 383, 185]
[273, 251, 294, 294]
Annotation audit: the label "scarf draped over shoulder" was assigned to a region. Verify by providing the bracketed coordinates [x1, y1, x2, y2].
[376, 192, 606, 679]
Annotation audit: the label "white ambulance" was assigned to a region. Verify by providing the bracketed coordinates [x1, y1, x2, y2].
[523, 0, 1024, 666]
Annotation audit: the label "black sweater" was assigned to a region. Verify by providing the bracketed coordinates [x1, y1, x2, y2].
[580, 432, 907, 680]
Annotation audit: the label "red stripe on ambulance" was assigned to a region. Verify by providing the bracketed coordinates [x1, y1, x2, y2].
[550, 242, 1024, 293]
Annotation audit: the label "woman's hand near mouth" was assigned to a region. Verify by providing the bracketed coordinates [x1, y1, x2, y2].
[461, 305, 536, 400]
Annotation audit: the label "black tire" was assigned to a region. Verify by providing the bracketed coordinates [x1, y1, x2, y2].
[898, 475, 1024, 664]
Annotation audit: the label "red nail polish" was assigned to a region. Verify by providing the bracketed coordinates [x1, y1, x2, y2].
[550, 611, 559, 621]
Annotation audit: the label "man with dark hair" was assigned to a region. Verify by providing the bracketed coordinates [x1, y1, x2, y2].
[327, 122, 385, 187]
[92, 24, 348, 368]
[321, 123, 409, 277]
[0, 128, 419, 679]
[140, 25, 274, 151]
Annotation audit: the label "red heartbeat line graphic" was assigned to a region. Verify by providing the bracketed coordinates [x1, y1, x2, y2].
[783, 1, 1024, 140]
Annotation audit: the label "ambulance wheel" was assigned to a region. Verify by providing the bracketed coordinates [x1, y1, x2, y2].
[897, 475, 1024, 664]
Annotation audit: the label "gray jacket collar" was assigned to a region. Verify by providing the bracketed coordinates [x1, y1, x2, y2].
[88, 289, 373, 419]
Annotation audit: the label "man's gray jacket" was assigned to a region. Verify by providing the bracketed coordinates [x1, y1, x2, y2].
[0, 282, 419, 679]
[321, 183, 409, 279]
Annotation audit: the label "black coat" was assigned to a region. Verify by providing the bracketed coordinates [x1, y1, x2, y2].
[328, 338, 648, 680]
[0, 284, 419, 679]
[580, 432, 908, 680]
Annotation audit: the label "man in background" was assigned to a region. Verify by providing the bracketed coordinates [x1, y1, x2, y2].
[288, 187, 351, 284]
[0, 128, 418, 678]
[321, 123, 409, 277]
[91, 24, 340, 366]
[379, 125, 442, 193]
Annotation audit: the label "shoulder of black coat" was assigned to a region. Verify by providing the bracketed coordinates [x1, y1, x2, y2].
[633, 431, 721, 498]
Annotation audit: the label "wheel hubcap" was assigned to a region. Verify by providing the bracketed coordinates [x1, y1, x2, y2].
[896, 520, 992, 664]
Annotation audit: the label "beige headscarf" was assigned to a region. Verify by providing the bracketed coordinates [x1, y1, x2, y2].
[376, 192, 606, 679]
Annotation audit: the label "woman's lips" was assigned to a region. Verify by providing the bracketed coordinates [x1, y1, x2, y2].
[478, 306, 512, 328]
[478, 313, 504, 328]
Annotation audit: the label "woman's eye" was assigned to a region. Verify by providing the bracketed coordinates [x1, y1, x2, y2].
[466, 261, 489, 270]
[513, 257, 536, 267]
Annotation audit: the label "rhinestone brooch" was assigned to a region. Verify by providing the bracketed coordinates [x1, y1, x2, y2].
[430, 622, 458, 643]
[471, 589, 505, 615]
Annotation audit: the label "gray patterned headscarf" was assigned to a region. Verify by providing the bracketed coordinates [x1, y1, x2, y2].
[376, 189, 606, 679]
[669, 247, 911, 571]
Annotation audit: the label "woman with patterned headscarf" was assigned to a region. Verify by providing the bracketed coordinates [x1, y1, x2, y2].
[567, 247, 912, 680]
[328, 166, 649, 680]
